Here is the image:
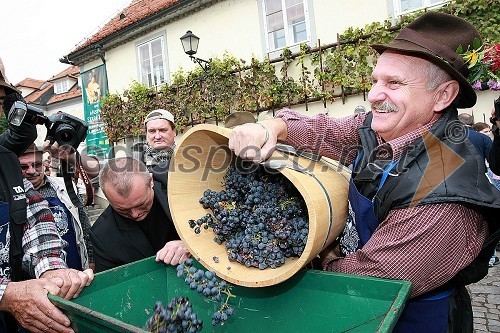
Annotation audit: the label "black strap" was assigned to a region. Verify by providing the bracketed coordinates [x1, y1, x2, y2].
[61, 164, 82, 208]
[61, 151, 94, 207]
[74, 151, 94, 206]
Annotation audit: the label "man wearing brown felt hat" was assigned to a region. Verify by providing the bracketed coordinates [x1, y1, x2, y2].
[370, 11, 480, 109]
[229, 12, 500, 333]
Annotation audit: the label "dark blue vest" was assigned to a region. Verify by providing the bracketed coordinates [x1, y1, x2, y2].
[45, 195, 82, 270]
[344, 108, 500, 332]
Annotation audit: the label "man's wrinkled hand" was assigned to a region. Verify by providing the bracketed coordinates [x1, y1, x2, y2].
[156, 240, 191, 266]
[40, 268, 94, 300]
[43, 140, 74, 160]
[228, 123, 276, 162]
[0, 279, 74, 333]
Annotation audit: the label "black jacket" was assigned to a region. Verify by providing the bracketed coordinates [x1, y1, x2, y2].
[90, 180, 179, 273]
[0, 101, 37, 331]
[490, 125, 500, 175]
[356, 109, 500, 285]
[0, 102, 37, 282]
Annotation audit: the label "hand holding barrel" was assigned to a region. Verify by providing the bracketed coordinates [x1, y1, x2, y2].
[228, 118, 287, 162]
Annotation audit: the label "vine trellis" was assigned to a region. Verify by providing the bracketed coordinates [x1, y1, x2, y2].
[100, 0, 499, 144]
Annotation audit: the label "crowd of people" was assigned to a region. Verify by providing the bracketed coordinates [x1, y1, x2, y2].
[0, 10, 499, 333]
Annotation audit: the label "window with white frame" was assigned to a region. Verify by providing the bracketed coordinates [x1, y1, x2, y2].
[54, 80, 69, 94]
[263, 0, 310, 52]
[393, 0, 445, 16]
[138, 36, 166, 87]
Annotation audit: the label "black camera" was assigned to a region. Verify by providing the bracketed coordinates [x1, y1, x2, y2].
[8, 100, 88, 149]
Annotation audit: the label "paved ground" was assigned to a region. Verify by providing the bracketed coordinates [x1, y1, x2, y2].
[468, 261, 500, 332]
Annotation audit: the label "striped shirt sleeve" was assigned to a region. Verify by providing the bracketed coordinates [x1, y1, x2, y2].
[276, 109, 367, 165]
[323, 203, 487, 297]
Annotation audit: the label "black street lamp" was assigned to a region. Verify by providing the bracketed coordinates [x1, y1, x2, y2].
[180, 30, 210, 71]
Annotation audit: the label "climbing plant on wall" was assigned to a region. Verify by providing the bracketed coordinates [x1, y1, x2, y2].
[100, 0, 499, 143]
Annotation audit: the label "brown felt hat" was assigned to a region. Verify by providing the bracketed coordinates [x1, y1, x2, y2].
[371, 12, 480, 108]
[224, 111, 256, 128]
[0, 57, 21, 95]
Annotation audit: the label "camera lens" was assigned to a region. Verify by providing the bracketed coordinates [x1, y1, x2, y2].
[55, 124, 78, 147]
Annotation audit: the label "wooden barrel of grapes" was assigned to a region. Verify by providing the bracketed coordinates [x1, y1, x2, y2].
[168, 124, 350, 287]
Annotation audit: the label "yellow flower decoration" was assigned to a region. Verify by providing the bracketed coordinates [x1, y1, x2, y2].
[463, 50, 479, 67]
[457, 38, 493, 84]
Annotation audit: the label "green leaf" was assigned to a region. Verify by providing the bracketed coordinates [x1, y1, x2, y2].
[473, 38, 481, 49]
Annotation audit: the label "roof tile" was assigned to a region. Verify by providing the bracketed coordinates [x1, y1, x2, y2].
[48, 84, 82, 104]
[48, 65, 80, 81]
[24, 82, 53, 103]
[21, 65, 82, 105]
[16, 78, 46, 90]
[74, 0, 179, 52]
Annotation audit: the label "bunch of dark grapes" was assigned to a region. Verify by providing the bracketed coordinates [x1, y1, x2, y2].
[176, 258, 235, 326]
[189, 164, 309, 270]
[144, 297, 202, 333]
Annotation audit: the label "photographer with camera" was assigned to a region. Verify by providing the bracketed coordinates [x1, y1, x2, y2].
[9, 91, 99, 207]
[43, 139, 100, 207]
[0, 57, 94, 333]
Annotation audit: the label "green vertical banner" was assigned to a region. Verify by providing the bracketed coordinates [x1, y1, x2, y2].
[82, 65, 110, 157]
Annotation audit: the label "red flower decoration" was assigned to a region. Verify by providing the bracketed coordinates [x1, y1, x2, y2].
[485, 44, 500, 73]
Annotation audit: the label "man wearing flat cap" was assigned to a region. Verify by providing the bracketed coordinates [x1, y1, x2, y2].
[228, 12, 500, 332]
[132, 109, 177, 185]
[143, 109, 177, 168]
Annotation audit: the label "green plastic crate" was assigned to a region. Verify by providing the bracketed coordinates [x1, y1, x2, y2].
[49, 257, 411, 333]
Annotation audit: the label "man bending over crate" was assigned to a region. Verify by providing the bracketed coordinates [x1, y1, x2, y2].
[90, 157, 190, 273]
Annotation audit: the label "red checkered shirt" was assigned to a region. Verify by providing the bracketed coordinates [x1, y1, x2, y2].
[0, 179, 67, 301]
[277, 109, 488, 297]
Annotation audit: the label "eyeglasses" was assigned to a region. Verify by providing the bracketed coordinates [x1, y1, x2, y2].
[20, 162, 43, 171]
